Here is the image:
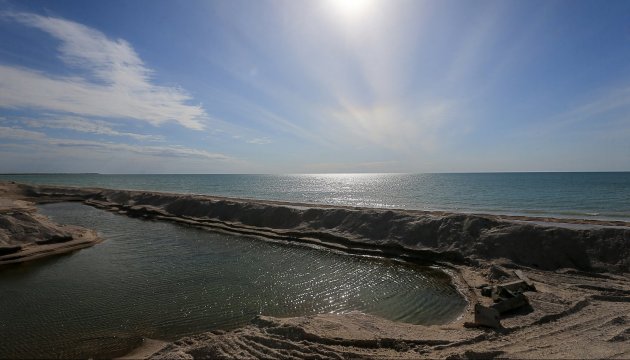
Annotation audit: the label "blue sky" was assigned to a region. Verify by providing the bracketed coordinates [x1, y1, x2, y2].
[0, 0, 629, 173]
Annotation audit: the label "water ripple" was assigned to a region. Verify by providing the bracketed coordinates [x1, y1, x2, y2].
[0, 202, 466, 358]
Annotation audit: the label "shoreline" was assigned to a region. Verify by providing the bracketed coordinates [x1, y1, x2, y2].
[1, 181, 629, 358]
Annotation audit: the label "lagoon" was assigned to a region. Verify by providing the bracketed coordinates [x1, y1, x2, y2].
[0, 202, 465, 358]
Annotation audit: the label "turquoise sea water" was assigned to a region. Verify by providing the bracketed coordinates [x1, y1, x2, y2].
[2, 172, 629, 221]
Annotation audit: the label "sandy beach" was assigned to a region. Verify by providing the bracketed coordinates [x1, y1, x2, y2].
[1, 181, 629, 359]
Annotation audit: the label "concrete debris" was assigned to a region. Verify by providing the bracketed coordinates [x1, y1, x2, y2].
[471, 271, 536, 328]
[491, 293, 529, 314]
[514, 269, 536, 290]
[465, 304, 502, 329]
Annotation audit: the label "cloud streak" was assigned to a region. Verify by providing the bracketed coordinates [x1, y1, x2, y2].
[0, 124, 232, 162]
[0, 12, 207, 130]
[0, 126, 47, 140]
[48, 139, 232, 161]
[524, 86, 630, 138]
[22, 116, 162, 141]
[246, 137, 272, 145]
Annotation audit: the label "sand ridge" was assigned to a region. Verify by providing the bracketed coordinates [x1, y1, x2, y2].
[16, 182, 629, 272]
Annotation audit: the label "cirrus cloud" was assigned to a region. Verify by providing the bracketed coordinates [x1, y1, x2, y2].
[0, 12, 207, 130]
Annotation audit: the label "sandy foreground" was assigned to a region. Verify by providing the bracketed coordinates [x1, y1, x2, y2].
[0, 181, 628, 359]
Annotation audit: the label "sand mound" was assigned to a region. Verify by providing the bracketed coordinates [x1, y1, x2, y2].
[0, 183, 101, 265]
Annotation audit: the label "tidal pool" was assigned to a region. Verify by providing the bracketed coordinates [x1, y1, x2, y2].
[0, 202, 466, 358]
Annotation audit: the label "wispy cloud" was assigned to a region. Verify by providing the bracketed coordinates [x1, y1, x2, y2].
[0, 139, 241, 174]
[48, 139, 232, 160]
[0, 126, 47, 140]
[0, 12, 207, 130]
[555, 87, 630, 125]
[527, 86, 630, 138]
[202, 87, 328, 145]
[246, 137, 272, 145]
[21, 116, 162, 141]
[0, 124, 232, 161]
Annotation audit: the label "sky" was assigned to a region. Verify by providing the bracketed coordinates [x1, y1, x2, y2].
[0, 0, 629, 173]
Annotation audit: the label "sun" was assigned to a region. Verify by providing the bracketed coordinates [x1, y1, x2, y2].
[327, 0, 377, 23]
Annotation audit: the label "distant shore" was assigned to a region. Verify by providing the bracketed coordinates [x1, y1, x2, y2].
[1, 181, 629, 359]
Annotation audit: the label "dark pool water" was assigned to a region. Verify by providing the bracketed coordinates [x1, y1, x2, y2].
[0, 203, 466, 358]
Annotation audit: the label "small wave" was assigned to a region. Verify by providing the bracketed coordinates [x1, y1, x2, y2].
[421, 206, 630, 222]
[487, 209, 628, 222]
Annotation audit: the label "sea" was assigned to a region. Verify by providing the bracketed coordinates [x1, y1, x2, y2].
[1, 172, 629, 221]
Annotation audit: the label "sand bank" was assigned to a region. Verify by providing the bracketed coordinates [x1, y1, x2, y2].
[0, 183, 101, 266]
[2, 181, 629, 358]
[13, 182, 629, 272]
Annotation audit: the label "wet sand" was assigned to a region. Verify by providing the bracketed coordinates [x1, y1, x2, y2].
[1, 181, 628, 359]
